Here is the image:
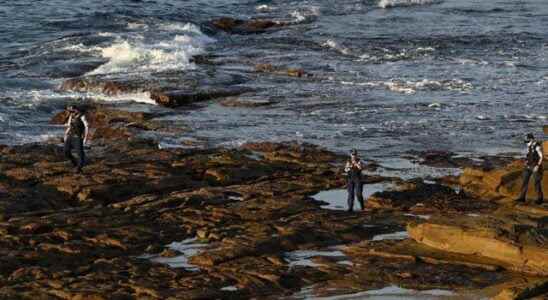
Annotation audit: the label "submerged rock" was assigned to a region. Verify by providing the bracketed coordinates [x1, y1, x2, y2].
[59, 71, 251, 108]
[220, 97, 275, 108]
[210, 17, 287, 34]
[150, 86, 251, 108]
[255, 63, 310, 78]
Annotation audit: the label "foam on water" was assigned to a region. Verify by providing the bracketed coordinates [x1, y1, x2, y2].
[290, 6, 321, 23]
[159, 22, 203, 34]
[12, 87, 157, 106]
[378, 0, 437, 9]
[323, 40, 351, 55]
[340, 78, 472, 94]
[83, 22, 214, 75]
[88, 91, 157, 105]
[256, 4, 274, 12]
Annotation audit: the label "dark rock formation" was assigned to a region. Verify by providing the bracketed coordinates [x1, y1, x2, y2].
[255, 63, 310, 78]
[459, 160, 547, 202]
[211, 17, 288, 34]
[1, 127, 547, 298]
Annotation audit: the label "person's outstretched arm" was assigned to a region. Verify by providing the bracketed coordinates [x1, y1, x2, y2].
[82, 115, 89, 145]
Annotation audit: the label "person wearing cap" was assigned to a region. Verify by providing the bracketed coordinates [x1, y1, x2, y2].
[344, 149, 365, 211]
[63, 105, 89, 173]
[515, 133, 544, 205]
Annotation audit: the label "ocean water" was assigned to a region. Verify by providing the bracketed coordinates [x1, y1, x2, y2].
[0, 0, 547, 159]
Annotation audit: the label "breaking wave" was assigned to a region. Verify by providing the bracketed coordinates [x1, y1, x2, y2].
[85, 23, 214, 75]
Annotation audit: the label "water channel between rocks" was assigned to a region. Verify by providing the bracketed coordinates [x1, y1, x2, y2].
[289, 285, 464, 300]
[311, 183, 393, 211]
[139, 238, 207, 271]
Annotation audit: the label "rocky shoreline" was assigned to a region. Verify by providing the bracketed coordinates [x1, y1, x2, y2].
[0, 105, 547, 299]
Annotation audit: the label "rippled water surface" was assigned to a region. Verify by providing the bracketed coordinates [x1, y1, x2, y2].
[1, 0, 546, 159]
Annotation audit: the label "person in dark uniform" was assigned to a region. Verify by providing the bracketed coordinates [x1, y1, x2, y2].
[63, 105, 89, 173]
[344, 149, 365, 212]
[515, 133, 544, 205]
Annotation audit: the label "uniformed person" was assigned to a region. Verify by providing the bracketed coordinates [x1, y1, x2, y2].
[344, 149, 365, 211]
[63, 105, 89, 173]
[515, 133, 544, 205]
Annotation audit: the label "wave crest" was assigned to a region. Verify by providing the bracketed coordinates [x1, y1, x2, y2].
[87, 23, 214, 75]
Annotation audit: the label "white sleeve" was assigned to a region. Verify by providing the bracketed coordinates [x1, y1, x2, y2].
[81, 115, 89, 130]
[536, 145, 543, 164]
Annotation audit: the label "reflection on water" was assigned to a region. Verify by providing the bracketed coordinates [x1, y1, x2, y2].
[285, 248, 347, 268]
[371, 231, 409, 241]
[139, 238, 207, 271]
[290, 285, 460, 300]
[312, 183, 394, 210]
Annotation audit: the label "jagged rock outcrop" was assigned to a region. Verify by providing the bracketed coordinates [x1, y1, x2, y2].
[150, 86, 251, 108]
[458, 160, 547, 202]
[367, 180, 495, 213]
[407, 211, 548, 276]
[50, 104, 179, 142]
[2, 124, 547, 298]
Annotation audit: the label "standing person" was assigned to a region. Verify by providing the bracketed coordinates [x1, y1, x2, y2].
[344, 149, 365, 212]
[515, 133, 544, 205]
[64, 105, 89, 173]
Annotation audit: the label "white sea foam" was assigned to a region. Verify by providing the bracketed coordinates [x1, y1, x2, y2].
[256, 4, 274, 12]
[290, 6, 320, 23]
[61, 43, 97, 53]
[159, 22, 203, 34]
[127, 22, 148, 30]
[341, 78, 472, 94]
[378, 0, 437, 9]
[84, 23, 214, 75]
[322, 40, 351, 55]
[89, 91, 156, 105]
[358, 47, 434, 63]
[97, 32, 115, 37]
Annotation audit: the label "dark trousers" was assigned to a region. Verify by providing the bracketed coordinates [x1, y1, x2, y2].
[64, 136, 85, 170]
[347, 179, 364, 211]
[517, 167, 543, 202]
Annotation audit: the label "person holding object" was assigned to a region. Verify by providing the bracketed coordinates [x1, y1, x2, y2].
[64, 105, 89, 173]
[344, 149, 365, 212]
[515, 133, 544, 205]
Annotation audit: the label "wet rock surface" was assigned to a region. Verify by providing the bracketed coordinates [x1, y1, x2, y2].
[210, 17, 289, 35]
[50, 104, 184, 143]
[1, 136, 547, 299]
[59, 71, 251, 108]
[458, 160, 547, 202]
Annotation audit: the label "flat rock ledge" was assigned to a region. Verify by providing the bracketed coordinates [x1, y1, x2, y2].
[1, 134, 548, 299]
